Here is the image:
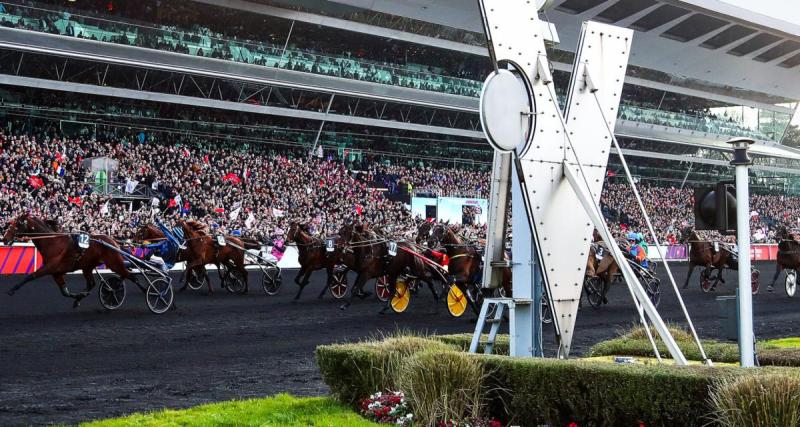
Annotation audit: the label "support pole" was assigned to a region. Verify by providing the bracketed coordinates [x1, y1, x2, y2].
[728, 137, 755, 367]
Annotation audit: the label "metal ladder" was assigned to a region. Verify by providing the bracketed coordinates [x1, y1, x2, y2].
[469, 297, 532, 355]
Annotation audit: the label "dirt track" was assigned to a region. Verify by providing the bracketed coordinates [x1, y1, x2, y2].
[1, 262, 798, 426]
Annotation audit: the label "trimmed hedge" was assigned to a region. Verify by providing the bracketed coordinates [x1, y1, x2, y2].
[589, 336, 800, 367]
[315, 336, 456, 405]
[436, 333, 510, 355]
[317, 339, 744, 426]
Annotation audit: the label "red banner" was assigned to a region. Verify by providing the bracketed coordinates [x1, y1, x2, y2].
[0, 246, 41, 274]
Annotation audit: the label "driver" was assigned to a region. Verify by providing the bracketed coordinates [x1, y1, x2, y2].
[626, 232, 648, 269]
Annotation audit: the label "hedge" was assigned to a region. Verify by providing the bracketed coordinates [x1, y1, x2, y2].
[589, 336, 800, 367]
[317, 338, 744, 427]
[435, 330, 800, 367]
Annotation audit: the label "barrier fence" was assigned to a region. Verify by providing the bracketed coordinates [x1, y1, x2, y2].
[0, 243, 782, 275]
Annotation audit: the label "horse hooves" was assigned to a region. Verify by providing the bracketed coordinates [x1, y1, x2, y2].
[356, 291, 372, 300]
[6, 290, 14, 297]
[339, 304, 349, 311]
[767, 286, 774, 293]
[72, 300, 81, 309]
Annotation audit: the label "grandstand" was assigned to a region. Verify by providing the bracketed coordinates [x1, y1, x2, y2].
[0, 0, 798, 241]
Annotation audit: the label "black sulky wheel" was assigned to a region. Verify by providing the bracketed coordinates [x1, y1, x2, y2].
[786, 270, 797, 298]
[700, 267, 714, 293]
[99, 274, 126, 310]
[541, 295, 553, 324]
[751, 268, 760, 295]
[223, 267, 247, 295]
[187, 268, 207, 291]
[645, 278, 661, 308]
[584, 276, 604, 308]
[262, 265, 282, 296]
[329, 267, 348, 299]
[146, 277, 173, 314]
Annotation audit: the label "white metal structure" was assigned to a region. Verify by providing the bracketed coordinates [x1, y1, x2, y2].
[474, 0, 688, 363]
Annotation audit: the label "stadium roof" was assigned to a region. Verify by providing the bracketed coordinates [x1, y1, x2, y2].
[326, 0, 800, 100]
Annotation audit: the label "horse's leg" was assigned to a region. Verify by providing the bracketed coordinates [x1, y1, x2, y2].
[74, 268, 98, 308]
[293, 266, 312, 301]
[682, 263, 696, 289]
[53, 273, 85, 308]
[379, 274, 398, 315]
[318, 265, 335, 299]
[769, 264, 783, 292]
[294, 266, 306, 286]
[340, 271, 364, 310]
[7, 263, 59, 296]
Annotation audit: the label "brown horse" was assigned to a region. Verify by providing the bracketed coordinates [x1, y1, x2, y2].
[288, 222, 357, 300]
[584, 242, 619, 306]
[680, 227, 734, 291]
[339, 223, 386, 310]
[178, 220, 248, 294]
[429, 223, 483, 314]
[769, 226, 800, 292]
[3, 213, 138, 307]
[133, 223, 211, 289]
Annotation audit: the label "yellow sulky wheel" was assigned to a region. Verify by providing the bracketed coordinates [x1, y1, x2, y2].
[390, 278, 411, 313]
[447, 284, 468, 317]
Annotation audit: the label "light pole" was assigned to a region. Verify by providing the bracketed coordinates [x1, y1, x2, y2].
[728, 137, 755, 367]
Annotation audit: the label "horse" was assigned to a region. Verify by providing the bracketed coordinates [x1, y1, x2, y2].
[178, 220, 248, 295]
[680, 227, 734, 291]
[429, 223, 483, 314]
[133, 223, 211, 290]
[584, 242, 619, 306]
[768, 226, 800, 292]
[339, 222, 386, 310]
[289, 222, 357, 300]
[3, 213, 139, 307]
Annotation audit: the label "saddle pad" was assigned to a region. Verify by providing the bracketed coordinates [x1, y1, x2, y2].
[388, 241, 398, 257]
[77, 233, 90, 249]
[216, 235, 227, 246]
[325, 239, 335, 252]
[595, 246, 604, 261]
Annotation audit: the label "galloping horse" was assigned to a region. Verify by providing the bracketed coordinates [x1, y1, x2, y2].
[680, 227, 734, 290]
[429, 223, 482, 314]
[288, 222, 358, 300]
[3, 213, 138, 307]
[584, 242, 619, 305]
[178, 220, 248, 294]
[339, 223, 385, 310]
[768, 226, 800, 292]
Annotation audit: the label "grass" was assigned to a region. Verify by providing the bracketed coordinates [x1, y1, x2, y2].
[764, 337, 800, 349]
[80, 394, 379, 427]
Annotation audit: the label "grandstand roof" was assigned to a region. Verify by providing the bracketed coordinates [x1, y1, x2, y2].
[327, 0, 800, 100]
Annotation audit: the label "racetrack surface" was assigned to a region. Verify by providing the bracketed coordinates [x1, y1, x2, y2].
[1, 262, 799, 425]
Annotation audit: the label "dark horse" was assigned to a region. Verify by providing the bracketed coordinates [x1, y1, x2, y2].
[178, 220, 248, 294]
[680, 227, 735, 291]
[377, 225, 443, 314]
[134, 223, 209, 290]
[429, 223, 483, 315]
[288, 222, 357, 300]
[768, 226, 800, 292]
[3, 213, 138, 307]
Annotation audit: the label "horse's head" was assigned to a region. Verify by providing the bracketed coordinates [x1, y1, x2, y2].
[776, 225, 790, 241]
[338, 223, 354, 244]
[416, 221, 433, 244]
[678, 226, 695, 244]
[2, 214, 28, 245]
[286, 222, 303, 243]
[428, 223, 447, 248]
[134, 223, 162, 243]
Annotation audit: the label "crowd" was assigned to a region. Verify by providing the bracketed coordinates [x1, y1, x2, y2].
[1, 116, 799, 244]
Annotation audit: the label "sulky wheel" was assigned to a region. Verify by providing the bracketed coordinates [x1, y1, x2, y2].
[146, 277, 174, 314]
[646, 278, 661, 308]
[329, 268, 348, 299]
[261, 265, 282, 296]
[187, 268, 207, 291]
[390, 278, 411, 313]
[700, 267, 714, 293]
[375, 275, 392, 302]
[98, 274, 126, 310]
[541, 295, 553, 324]
[751, 268, 760, 295]
[446, 284, 468, 318]
[584, 276, 604, 308]
[786, 270, 797, 298]
[223, 267, 247, 295]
